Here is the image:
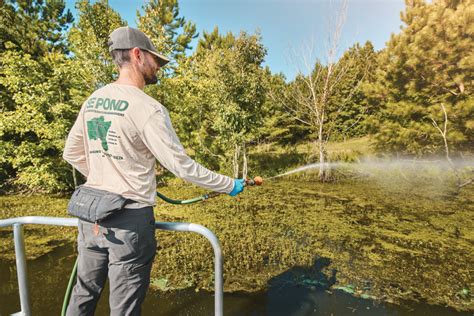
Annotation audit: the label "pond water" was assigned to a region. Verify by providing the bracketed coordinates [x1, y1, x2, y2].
[0, 244, 470, 316]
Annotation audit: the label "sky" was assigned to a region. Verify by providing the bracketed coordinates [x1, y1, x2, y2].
[65, 0, 406, 81]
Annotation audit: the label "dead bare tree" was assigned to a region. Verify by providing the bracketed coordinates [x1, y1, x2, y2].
[282, 0, 370, 181]
[431, 103, 473, 190]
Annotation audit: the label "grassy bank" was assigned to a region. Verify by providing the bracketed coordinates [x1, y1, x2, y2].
[248, 137, 373, 178]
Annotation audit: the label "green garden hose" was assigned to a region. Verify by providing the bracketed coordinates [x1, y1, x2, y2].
[155, 190, 221, 204]
[61, 255, 78, 315]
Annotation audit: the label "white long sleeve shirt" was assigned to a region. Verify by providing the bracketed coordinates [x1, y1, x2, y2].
[63, 83, 234, 207]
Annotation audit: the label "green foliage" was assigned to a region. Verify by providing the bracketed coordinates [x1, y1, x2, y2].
[0, 50, 78, 192]
[0, 0, 472, 192]
[68, 0, 126, 91]
[327, 41, 378, 140]
[196, 26, 235, 54]
[371, 0, 474, 155]
[138, 0, 197, 70]
[138, 0, 198, 106]
[283, 40, 375, 167]
[0, 0, 126, 192]
[260, 70, 312, 145]
[0, 0, 73, 57]
[0, 0, 76, 192]
[162, 30, 268, 172]
[212, 31, 267, 142]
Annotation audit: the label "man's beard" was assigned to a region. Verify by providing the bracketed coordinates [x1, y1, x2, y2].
[142, 59, 158, 85]
[143, 70, 158, 85]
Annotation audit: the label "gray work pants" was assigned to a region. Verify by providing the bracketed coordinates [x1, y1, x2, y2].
[66, 207, 157, 316]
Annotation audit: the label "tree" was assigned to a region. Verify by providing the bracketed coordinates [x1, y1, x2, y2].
[137, 0, 198, 108]
[214, 31, 267, 177]
[62, 0, 126, 187]
[196, 26, 235, 54]
[159, 55, 224, 170]
[0, 0, 76, 192]
[162, 30, 268, 177]
[0, 0, 73, 57]
[137, 0, 197, 71]
[68, 0, 126, 93]
[430, 103, 474, 191]
[285, 0, 371, 180]
[261, 70, 312, 145]
[0, 50, 80, 192]
[326, 41, 377, 140]
[371, 0, 474, 155]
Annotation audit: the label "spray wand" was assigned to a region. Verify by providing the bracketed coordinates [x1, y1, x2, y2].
[155, 176, 264, 204]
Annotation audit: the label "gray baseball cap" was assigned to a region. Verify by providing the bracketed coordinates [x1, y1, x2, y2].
[108, 26, 170, 67]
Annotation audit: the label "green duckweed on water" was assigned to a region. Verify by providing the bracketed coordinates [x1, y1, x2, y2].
[0, 168, 473, 312]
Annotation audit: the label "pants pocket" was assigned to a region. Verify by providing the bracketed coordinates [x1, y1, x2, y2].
[107, 222, 139, 261]
[78, 220, 97, 248]
[141, 219, 157, 249]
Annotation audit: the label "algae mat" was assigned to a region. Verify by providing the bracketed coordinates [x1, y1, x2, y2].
[0, 177, 472, 311]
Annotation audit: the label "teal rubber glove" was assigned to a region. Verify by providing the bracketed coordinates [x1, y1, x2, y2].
[229, 179, 245, 196]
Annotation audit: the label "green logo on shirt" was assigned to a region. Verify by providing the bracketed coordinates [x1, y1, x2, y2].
[87, 116, 111, 151]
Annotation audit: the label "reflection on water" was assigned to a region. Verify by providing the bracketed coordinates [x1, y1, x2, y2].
[0, 244, 470, 316]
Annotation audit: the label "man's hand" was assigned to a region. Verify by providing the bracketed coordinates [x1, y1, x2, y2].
[229, 179, 245, 196]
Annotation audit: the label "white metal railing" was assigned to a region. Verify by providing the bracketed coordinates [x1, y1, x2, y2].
[0, 216, 223, 316]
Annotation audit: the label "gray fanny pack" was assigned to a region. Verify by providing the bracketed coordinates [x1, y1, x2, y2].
[67, 185, 134, 223]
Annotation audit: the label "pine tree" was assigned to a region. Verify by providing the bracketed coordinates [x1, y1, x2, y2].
[138, 0, 197, 70]
[137, 0, 198, 106]
[0, 0, 73, 57]
[196, 26, 235, 54]
[327, 41, 377, 140]
[372, 0, 474, 155]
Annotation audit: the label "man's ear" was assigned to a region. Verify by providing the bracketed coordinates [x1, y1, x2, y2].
[130, 47, 143, 63]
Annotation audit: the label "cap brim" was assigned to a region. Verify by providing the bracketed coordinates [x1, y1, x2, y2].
[146, 50, 170, 67]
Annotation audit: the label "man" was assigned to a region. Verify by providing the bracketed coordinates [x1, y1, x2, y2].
[63, 26, 244, 315]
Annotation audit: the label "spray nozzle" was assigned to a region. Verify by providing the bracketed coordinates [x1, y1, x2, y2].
[245, 176, 263, 186]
